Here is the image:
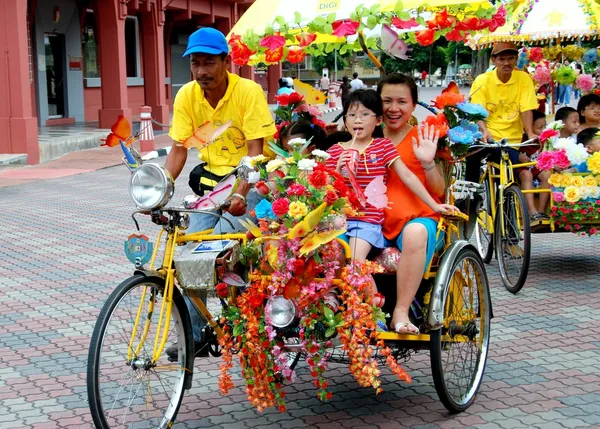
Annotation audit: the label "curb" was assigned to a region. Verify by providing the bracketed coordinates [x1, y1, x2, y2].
[142, 146, 172, 161]
[320, 106, 342, 114]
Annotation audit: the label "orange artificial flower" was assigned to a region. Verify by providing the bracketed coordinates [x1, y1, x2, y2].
[415, 29, 435, 46]
[265, 47, 284, 63]
[286, 46, 306, 64]
[433, 92, 465, 109]
[296, 32, 317, 47]
[423, 114, 449, 138]
[426, 9, 455, 30]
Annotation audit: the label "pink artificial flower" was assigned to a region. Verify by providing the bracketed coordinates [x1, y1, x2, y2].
[331, 20, 360, 37]
[536, 151, 556, 170]
[589, 227, 597, 235]
[539, 128, 559, 143]
[576, 74, 595, 93]
[287, 183, 306, 196]
[391, 17, 419, 29]
[533, 66, 552, 86]
[294, 103, 322, 117]
[259, 33, 286, 50]
[553, 192, 565, 203]
[553, 149, 571, 169]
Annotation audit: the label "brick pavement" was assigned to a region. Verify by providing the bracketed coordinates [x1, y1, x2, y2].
[1, 155, 600, 428]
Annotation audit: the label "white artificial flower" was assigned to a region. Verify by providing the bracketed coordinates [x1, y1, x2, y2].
[579, 186, 591, 200]
[311, 149, 331, 160]
[590, 187, 600, 198]
[547, 120, 564, 131]
[552, 137, 574, 150]
[247, 171, 260, 184]
[266, 159, 285, 173]
[297, 158, 317, 171]
[566, 143, 590, 165]
[287, 137, 308, 150]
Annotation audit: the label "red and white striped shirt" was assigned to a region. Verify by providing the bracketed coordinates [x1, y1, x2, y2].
[326, 137, 399, 224]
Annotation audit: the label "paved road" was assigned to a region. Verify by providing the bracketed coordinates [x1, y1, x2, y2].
[2, 93, 600, 428]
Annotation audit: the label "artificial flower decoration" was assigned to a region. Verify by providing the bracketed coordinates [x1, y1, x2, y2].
[391, 17, 419, 29]
[445, 28, 466, 43]
[588, 152, 600, 174]
[228, 34, 255, 66]
[532, 66, 552, 86]
[423, 114, 449, 138]
[259, 33, 286, 50]
[554, 66, 577, 86]
[426, 9, 454, 30]
[433, 91, 465, 110]
[218, 144, 410, 412]
[576, 74, 596, 94]
[286, 46, 306, 64]
[264, 47, 284, 63]
[296, 32, 317, 47]
[331, 19, 360, 37]
[456, 102, 489, 118]
[415, 28, 435, 46]
[582, 48, 598, 64]
[529, 47, 544, 63]
[447, 121, 483, 146]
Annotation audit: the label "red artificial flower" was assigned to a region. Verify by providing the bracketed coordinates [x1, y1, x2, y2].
[539, 128, 559, 143]
[275, 93, 290, 107]
[271, 198, 290, 217]
[288, 92, 304, 105]
[308, 170, 328, 188]
[288, 183, 306, 196]
[391, 17, 419, 29]
[333, 177, 348, 195]
[445, 28, 466, 43]
[427, 9, 454, 30]
[489, 5, 507, 32]
[274, 121, 290, 140]
[423, 114, 449, 138]
[255, 181, 270, 195]
[283, 278, 301, 299]
[228, 33, 255, 66]
[324, 190, 338, 205]
[296, 32, 317, 47]
[292, 258, 305, 275]
[312, 116, 327, 129]
[332, 20, 360, 37]
[476, 18, 491, 30]
[325, 392, 333, 400]
[259, 33, 286, 50]
[265, 47, 284, 63]
[457, 17, 480, 32]
[529, 47, 544, 63]
[215, 282, 229, 298]
[286, 46, 306, 64]
[248, 293, 265, 308]
[415, 29, 435, 46]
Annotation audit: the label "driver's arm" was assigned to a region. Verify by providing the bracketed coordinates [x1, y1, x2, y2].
[233, 138, 263, 198]
[521, 110, 536, 139]
[164, 142, 188, 179]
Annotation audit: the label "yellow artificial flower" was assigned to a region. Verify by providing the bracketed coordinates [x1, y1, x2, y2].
[564, 185, 581, 203]
[288, 201, 308, 219]
[584, 175, 597, 187]
[562, 175, 575, 186]
[250, 154, 267, 167]
[548, 173, 563, 187]
[573, 176, 585, 187]
[587, 152, 600, 174]
[266, 159, 285, 173]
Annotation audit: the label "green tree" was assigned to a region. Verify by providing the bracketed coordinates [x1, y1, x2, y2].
[382, 39, 449, 76]
[311, 51, 350, 75]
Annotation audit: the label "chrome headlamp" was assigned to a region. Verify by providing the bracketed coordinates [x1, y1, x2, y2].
[129, 163, 174, 210]
[265, 296, 296, 328]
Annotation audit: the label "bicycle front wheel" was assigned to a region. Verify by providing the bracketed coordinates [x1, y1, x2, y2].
[494, 185, 531, 293]
[87, 275, 192, 429]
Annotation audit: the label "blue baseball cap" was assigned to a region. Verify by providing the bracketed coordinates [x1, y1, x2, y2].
[183, 27, 229, 57]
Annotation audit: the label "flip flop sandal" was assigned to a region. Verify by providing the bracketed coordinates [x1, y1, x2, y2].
[394, 322, 420, 335]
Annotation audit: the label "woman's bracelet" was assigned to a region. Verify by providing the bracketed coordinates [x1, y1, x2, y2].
[422, 162, 436, 171]
[231, 193, 247, 204]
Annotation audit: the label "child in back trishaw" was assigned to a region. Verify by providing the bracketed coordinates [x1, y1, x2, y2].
[87, 113, 492, 428]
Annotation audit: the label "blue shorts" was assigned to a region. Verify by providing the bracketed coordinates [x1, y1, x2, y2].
[384, 217, 444, 273]
[340, 220, 386, 249]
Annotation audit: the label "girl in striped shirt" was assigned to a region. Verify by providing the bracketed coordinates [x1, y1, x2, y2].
[326, 90, 457, 299]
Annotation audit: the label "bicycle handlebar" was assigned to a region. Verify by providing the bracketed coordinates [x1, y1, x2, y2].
[469, 136, 539, 149]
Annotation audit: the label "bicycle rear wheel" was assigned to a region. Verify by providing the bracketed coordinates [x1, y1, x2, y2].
[87, 275, 192, 429]
[494, 185, 531, 293]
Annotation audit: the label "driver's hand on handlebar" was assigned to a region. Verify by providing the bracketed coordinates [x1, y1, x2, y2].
[435, 204, 461, 215]
[481, 129, 493, 144]
[224, 196, 247, 217]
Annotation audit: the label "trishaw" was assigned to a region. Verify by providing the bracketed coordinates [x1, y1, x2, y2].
[86, 155, 491, 428]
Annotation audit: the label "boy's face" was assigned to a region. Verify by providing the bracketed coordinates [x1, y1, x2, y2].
[586, 136, 600, 154]
[582, 103, 600, 123]
[533, 117, 546, 136]
[563, 112, 581, 135]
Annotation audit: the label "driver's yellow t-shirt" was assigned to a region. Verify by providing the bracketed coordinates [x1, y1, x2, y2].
[169, 72, 276, 180]
[469, 70, 539, 143]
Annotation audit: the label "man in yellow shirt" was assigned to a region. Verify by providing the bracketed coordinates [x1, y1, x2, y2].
[163, 27, 275, 360]
[165, 27, 276, 233]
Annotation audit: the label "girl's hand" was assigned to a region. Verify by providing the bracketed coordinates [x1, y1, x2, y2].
[435, 204, 461, 214]
[336, 151, 351, 172]
[412, 124, 440, 165]
[518, 153, 531, 163]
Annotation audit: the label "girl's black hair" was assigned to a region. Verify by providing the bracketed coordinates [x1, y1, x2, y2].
[555, 106, 578, 122]
[376, 72, 419, 105]
[577, 127, 600, 145]
[342, 89, 384, 138]
[577, 93, 600, 123]
[279, 120, 328, 150]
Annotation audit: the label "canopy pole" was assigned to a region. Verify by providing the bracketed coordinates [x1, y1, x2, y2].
[358, 31, 385, 76]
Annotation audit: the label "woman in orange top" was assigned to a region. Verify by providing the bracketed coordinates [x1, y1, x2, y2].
[377, 73, 447, 334]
